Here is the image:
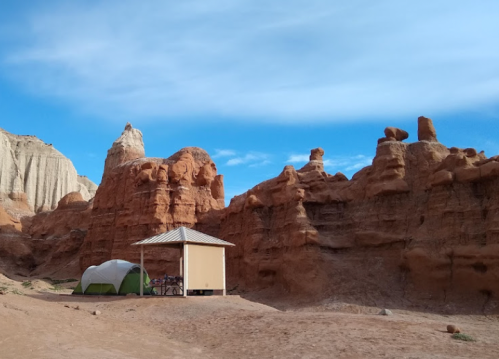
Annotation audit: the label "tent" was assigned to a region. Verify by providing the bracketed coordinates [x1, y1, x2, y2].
[73, 259, 154, 295]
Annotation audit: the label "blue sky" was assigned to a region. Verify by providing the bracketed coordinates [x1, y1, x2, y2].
[1, 1, 499, 204]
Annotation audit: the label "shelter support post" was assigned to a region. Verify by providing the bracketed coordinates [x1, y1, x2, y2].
[183, 243, 188, 297]
[140, 245, 144, 297]
[179, 245, 183, 277]
[223, 247, 226, 296]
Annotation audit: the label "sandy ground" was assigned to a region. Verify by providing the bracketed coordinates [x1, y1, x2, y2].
[1, 274, 498, 359]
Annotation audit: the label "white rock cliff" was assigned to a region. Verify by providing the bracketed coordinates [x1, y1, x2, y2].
[0, 128, 97, 213]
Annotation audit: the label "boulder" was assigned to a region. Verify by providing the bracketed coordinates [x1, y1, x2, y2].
[310, 148, 325, 161]
[384, 127, 409, 142]
[378, 309, 393, 316]
[447, 325, 461, 334]
[418, 116, 438, 142]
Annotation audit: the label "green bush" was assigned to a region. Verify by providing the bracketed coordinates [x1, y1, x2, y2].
[451, 333, 475, 342]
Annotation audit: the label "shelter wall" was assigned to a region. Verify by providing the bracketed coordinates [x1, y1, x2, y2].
[186, 244, 224, 290]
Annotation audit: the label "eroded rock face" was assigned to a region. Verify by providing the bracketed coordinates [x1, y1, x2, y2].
[0, 193, 91, 277]
[80, 126, 225, 276]
[221, 118, 499, 308]
[0, 128, 97, 213]
[3, 118, 499, 311]
[103, 122, 145, 177]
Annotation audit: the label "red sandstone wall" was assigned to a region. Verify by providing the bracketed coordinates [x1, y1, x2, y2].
[80, 148, 225, 277]
[220, 118, 499, 309]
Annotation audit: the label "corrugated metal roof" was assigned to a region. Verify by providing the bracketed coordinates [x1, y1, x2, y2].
[131, 227, 235, 247]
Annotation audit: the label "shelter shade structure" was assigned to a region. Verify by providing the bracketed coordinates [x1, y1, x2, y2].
[132, 227, 235, 297]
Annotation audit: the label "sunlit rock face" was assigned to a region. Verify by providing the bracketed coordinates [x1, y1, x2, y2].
[0, 127, 96, 278]
[0, 127, 96, 214]
[80, 124, 225, 276]
[221, 117, 499, 309]
[3, 118, 499, 311]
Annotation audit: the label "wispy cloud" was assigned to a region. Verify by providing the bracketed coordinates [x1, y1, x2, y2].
[2, 1, 499, 122]
[249, 160, 271, 168]
[212, 149, 236, 158]
[287, 154, 310, 163]
[226, 152, 270, 166]
[324, 155, 373, 172]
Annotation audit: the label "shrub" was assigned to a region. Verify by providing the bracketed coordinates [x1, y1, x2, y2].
[451, 333, 475, 342]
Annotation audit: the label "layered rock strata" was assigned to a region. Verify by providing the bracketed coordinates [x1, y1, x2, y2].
[0, 127, 97, 213]
[80, 124, 225, 276]
[221, 117, 499, 309]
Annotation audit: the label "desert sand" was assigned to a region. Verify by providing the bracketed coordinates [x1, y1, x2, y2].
[1, 274, 498, 359]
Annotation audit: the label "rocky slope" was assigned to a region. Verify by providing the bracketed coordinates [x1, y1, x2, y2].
[220, 117, 499, 309]
[79, 124, 225, 275]
[0, 127, 97, 214]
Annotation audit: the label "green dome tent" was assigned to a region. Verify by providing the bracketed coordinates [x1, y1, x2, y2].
[73, 259, 154, 295]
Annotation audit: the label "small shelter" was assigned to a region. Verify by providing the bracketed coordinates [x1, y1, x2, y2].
[132, 226, 235, 297]
[73, 259, 153, 295]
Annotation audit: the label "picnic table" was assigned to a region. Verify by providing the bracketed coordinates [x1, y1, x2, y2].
[149, 275, 183, 296]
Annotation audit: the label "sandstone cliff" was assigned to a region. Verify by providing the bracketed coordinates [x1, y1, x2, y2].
[80, 124, 225, 275]
[0, 128, 97, 214]
[221, 117, 499, 310]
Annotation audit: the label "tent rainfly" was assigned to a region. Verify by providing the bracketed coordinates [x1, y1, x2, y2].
[73, 259, 153, 295]
[132, 226, 235, 297]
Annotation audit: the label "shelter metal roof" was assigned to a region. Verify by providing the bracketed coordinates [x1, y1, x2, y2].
[131, 226, 235, 247]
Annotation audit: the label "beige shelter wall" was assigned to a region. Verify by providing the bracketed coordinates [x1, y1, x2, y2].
[186, 244, 224, 290]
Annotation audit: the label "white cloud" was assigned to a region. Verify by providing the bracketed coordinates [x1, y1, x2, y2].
[226, 158, 244, 166]
[324, 155, 373, 173]
[226, 152, 269, 166]
[212, 149, 236, 158]
[2, 1, 499, 122]
[287, 154, 310, 163]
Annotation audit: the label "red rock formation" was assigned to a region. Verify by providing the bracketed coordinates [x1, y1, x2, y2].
[418, 116, 438, 142]
[378, 126, 410, 145]
[221, 118, 499, 309]
[80, 124, 225, 276]
[3, 118, 499, 312]
[29, 192, 92, 239]
[0, 192, 91, 277]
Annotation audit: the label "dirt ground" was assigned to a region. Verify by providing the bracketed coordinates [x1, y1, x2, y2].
[1, 274, 498, 359]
